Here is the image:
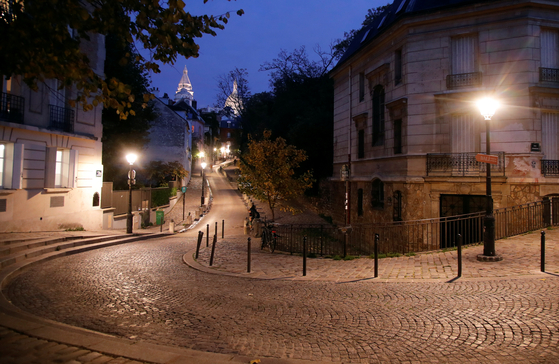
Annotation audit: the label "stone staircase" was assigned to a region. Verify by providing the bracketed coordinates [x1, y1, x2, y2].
[0, 232, 168, 289]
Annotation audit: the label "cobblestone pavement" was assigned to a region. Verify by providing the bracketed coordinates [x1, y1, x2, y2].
[4, 232, 559, 363]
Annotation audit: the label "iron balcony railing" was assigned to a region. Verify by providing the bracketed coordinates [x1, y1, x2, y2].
[0, 92, 24, 123]
[542, 160, 559, 177]
[262, 198, 559, 257]
[539, 67, 559, 83]
[49, 104, 74, 133]
[426, 152, 505, 177]
[446, 72, 482, 89]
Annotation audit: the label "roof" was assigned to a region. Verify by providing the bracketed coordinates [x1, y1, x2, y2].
[168, 99, 204, 122]
[335, 0, 501, 67]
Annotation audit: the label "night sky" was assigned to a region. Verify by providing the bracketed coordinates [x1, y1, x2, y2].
[147, 0, 389, 108]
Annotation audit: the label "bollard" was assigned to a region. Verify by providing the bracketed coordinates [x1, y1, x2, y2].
[209, 235, 217, 267]
[222, 220, 225, 239]
[247, 237, 251, 273]
[206, 224, 209, 247]
[243, 218, 249, 235]
[457, 234, 462, 278]
[374, 234, 379, 278]
[215, 221, 218, 238]
[169, 220, 175, 234]
[541, 230, 546, 272]
[195, 231, 203, 259]
[303, 236, 307, 277]
[186, 212, 193, 225]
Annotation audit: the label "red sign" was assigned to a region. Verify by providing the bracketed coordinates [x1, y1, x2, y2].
[476, 154, 499, 165]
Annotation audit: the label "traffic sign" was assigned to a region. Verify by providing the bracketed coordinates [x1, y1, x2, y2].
[476, 154, 499, 165]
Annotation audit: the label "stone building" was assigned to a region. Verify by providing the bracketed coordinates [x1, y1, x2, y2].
[0, 35, 105, 231]
[330, 0, 559, 225]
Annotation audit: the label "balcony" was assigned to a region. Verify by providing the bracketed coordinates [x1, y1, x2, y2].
[0, 92, 25, 124]
[539, 67, 559, 83]
[427, 152, 505, 177]
[446, 72, 482, 89]
[49, 104, 74, 133]
[542, 160, 559, 177]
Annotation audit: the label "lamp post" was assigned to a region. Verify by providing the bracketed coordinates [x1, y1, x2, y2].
[126, 153, 137, 234]
[476, 98, 502, 261]
[201, 161, 207, 206]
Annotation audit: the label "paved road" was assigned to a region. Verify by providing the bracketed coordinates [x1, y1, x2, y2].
[2, 172, 559, 363]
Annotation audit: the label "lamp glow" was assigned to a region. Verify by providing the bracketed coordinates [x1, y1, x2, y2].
[477, 98, 499, 120]
[126, 153, 137, 165]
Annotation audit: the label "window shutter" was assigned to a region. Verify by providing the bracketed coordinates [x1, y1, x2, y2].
[44, 147, 57, 188]
[542, 112, 559, 160]
[68, 149, 78, 188]
[11, 143, 24, 189]
[452, 35, 476, 74]
[541, 30, 559, 69]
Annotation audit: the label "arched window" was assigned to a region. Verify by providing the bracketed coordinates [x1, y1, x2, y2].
[393, 191, 402, 221]
[92, 192, 100, 207]
[371, 179, 384, 209]
[372, 85, 385, 146]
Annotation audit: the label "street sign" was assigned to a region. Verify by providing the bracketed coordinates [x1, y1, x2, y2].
[181, 186, 187, 193]
[476, 153, 499, 165]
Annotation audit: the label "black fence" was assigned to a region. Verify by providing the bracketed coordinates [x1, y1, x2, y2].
[263, 198, 559, 257]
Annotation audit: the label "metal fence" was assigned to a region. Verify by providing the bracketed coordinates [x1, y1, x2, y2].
[264, 198, 559, 257]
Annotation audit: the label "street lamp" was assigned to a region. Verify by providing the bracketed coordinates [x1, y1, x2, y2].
[476, 97, 502, 261]
[126, 153, 137, 234]
[201, 161, 207, 206]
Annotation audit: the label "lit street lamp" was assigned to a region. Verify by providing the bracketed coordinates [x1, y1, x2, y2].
[126, 153, 137, 234]
[201, 161, 207, 206]
[476, 97, 502, 261]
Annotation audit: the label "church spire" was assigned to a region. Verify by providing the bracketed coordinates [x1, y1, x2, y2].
[175, 65, 194, 103]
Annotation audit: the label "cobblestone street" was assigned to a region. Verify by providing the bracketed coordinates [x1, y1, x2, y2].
[4, 233, 559, 363]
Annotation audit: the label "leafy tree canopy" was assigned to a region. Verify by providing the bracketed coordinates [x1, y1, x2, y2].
[0, 0, 244, 119]
[238, 130, 314, 220]
[144, 160, 189, 187]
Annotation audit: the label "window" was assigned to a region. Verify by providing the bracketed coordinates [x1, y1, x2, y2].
[393, 191, 402, 221]
[395, 49, 402, 85]
[358, 129, 365, 158]
[357, 189, 364, 216]
[93, 192, 100, 207]
[371, 179, 384, 209]
[542, 112, 559, 160]
[448, 34, 481, 89]
[372, 85, 385, 146]
[451, 114, 477, 153]
[0, 144, 4, 188]
[394, 119, 402, 154]
[541, 29, 559, 82]
[45, 147, 78, 188]
[359, 73, 365, 102]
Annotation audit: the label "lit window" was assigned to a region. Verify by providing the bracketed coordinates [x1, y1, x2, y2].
[46, 147, 77, 188]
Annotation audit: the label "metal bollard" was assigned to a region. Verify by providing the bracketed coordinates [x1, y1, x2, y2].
[222, 220, 225, 239]
[195, 231, 203, 259]
[209, 235, 217, 267]
[374, 234, 379, 278]
[303, 236, 307, 277]
[215, 221, 218, 238]
[457, 234, 462, 278]
[247, 237, 251, 273]
[541, 230, 546, 272]
[206, 224, 209, 247]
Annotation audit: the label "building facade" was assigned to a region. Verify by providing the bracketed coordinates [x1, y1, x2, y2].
[330, 0, 559, 225]
[0, 34, 105, 231]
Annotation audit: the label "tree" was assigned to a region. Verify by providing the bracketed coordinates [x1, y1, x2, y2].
[102, 34, 157, 187]
[0, 0, 244, 119]
[144, 160, 189, 187]
[332, 4, 390, 60]
[238, 131, 314, 221]
[215, 67, 251, 117]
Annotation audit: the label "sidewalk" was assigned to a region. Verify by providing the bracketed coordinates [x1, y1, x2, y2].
[188, 228, 559, 282]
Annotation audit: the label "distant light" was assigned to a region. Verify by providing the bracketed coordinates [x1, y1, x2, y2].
[201, 162, 207, 169]
[477, 98, 499, 120]
[126, 153, 137, 165]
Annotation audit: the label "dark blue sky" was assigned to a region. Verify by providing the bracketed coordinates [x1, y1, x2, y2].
[148, 0, 388, 108]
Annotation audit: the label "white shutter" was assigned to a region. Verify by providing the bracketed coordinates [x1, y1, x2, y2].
[452, 35, 476, 74]
[451, 114, 477, 153]
[542, 112, 559, 160]
[68, 149, 78, 188]
[541, 29, 559, 69]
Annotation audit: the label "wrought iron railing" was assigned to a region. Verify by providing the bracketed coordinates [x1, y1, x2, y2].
[542, 160, 559, 177]
[262, 198, 559, 256]
[0, 92, 24, 123]
[426, 152, 505, 177]
[539, 67, 559, 83]
[49, 104, 74, 133]
[446, 72, 482, 89]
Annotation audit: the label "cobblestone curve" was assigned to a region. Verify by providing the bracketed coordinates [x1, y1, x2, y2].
[3, 236, 559, 363]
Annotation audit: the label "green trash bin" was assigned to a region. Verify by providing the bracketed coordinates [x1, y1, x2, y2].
[156, 210, 164, 225]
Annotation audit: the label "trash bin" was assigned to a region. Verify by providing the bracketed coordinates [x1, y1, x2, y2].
[156, 210, 164, 226]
